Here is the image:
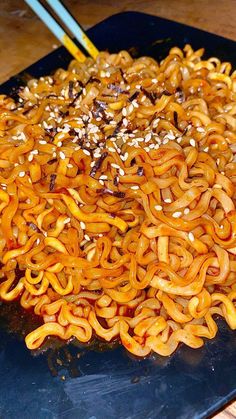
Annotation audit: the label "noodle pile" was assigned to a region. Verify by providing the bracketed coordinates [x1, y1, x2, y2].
[0, 45, 236, 357]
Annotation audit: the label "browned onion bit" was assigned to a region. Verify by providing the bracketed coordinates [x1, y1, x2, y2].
[173, 111, 178, 129]
[137, 166, 144, 176]
[49, 173, 57, 191]
[113, 175, 119, 186]
[97, 188, 125, 198]
[47, 158, 57, 165]
[128, 91, 139, 102]
[68, 81, 74, 99]
[140, 87, 157, 105]
[90, 152, 108, 178]
[175, 87, 185, 103]
[26, 222, 40, 232]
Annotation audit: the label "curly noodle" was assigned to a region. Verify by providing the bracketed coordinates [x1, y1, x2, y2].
[0, 44, 236, 356]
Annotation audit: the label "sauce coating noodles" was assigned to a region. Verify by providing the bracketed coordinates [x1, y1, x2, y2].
[0, 45, 236, 356]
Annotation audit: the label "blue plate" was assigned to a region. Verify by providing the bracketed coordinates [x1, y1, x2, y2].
[1, 12, 236, 419]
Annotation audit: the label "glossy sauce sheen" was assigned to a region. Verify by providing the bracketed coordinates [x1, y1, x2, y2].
[0, 43, 235, 359]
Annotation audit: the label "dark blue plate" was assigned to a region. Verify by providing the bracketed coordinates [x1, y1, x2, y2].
[1, 12, 236, 419]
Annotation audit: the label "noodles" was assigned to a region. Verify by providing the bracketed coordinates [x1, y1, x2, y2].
[0, 44, 236, 357]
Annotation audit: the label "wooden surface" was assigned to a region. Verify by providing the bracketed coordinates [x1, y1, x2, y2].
[1, 0, 236, 417]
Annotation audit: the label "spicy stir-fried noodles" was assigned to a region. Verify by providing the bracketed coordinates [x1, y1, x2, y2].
[0, 45, 236, 356]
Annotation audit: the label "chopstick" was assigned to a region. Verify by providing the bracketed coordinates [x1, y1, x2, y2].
[25, 0, 87, 62]
[45, 0, 99, 60]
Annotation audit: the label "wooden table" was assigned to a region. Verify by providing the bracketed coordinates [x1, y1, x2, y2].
[0, 1, 236, 417]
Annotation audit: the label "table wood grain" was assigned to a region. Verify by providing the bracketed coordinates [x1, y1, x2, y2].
[0, 1, 236, 417]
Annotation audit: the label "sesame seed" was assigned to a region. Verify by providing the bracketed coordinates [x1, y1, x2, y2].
[123, 152, 129, 161]
[190, 139, 196, 147]
[88, 125, 99, 134]
[100, 175, 108, 180]
[155, 205, 163, 211]
[84, 234, 90, 241]
[128, 104, 134, 113]
[132, 100, 139, 108]
[111, 163, 120, 169]
[43, 121, 53, 129]
[196, 127, 205, 133]
[131, 185, 139, 190]
[108, 147, 116, 153]
[59, 151, 66, 160]
[166, 132, 175, 140]
[188, 232, 195, 242]
[39, 140, 47, 145]
[28, 154, 33, 162]
[57, 141, 62, 147]
[152, 119, 160, 128]
[145, 133, 152, 143]
[184, 207, 190, 215]
[99, 180, 104, 185]
[122, 108, 127, 116]
[123, 118, 128, 127]
[164, 198, 172, 203]
[172, 211, 182, 218]
[19, 171, 25, 177]
[63, 125, 71, 133]
[31, 149, 38, 155]
[67, 164, 73, 168]
[83, 149, 90, 156]
[204, 147, 209, 152]
[36, 238, 40, 245]
[64, 217, 71, 224]
[119, 168, 125, 176]
[80, 221, 86, 230]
